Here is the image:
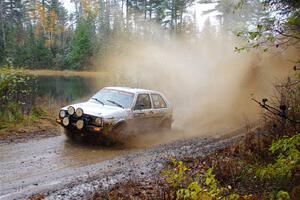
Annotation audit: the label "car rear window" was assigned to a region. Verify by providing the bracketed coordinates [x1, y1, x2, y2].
[135, 94, 151, 110]
[151, 94, 167, 109]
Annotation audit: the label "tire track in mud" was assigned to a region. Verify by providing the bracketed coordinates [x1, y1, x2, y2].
[45, 134, 244, 200]
[0, 130, 244, 200]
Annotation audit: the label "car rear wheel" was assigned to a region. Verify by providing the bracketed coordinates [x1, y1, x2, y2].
[160, 119, 172, 131]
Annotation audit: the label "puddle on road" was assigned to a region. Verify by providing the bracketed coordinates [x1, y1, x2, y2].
[0, 129, 188, 170]
[60, 140, 130, 166]
[0, 127, 218, 188]
[60, 129, 189, 166]
[0, 135, 129, 183]
[0, 127, 216, 170]
[0, 126, 229, 200]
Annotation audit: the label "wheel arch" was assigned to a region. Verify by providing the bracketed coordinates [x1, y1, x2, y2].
[112, 119, 128, 129]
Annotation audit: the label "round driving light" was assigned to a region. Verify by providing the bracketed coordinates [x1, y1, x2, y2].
[62, 117, 69, 126]
[95, 117, 102, 126]
[59, 110, 66, 118]
[67, 106, 75, 115]
[76, 120, 84, 130]
[76, 108, 84, 117]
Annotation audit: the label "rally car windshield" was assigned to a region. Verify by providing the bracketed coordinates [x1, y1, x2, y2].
[90, 89, 134, 109]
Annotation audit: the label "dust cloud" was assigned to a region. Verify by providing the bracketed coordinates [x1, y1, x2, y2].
[93, 27, 299, 139]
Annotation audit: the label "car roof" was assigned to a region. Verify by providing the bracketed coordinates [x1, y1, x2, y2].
[104, 87, 160, 94]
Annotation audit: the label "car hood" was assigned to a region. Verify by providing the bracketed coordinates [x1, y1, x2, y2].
[62, 101, 127, 118]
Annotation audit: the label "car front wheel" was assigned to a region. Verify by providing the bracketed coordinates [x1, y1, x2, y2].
[64, 128, 86, 142]
[112, 122, 129, 143]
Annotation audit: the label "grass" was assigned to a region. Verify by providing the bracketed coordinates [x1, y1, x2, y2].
[0, 107, 60, 141]
[0, 66, 110, 77]
[22, 69, 109, 77]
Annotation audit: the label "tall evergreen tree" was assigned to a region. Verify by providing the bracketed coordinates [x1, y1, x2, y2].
[66, 18, 93, 70]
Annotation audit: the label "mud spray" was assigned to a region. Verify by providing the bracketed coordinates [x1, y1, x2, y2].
[92, 25, 299, 146]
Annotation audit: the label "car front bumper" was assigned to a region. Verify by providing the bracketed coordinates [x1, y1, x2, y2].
[56, 118, 104, 134]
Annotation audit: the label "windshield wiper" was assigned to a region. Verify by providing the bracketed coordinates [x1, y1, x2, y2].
[91, 97, 104, 105]
[107, 99, 124, 109]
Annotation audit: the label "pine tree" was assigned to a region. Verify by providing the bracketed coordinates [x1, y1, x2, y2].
[66, 18, 93, 69]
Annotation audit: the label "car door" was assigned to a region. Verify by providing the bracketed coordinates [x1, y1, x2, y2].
[150, 93, 168, 127]
[132, 93, 154, 132]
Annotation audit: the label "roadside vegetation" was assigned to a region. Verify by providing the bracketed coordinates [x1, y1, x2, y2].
[0, 66, 37, 128]
[0, 67, 58, 141]
[158, 132, 300, 200]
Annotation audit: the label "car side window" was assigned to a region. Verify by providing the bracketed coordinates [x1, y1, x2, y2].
[151, 94, 167, 109]
[134, 94, 151, 110]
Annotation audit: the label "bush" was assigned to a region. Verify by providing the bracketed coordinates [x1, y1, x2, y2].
[0, 66, 37, 127]
[162, 159, 244, 200]
[256, 133, 300, 182]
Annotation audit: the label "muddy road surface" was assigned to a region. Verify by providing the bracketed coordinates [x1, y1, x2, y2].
[0, 129, 244, 200]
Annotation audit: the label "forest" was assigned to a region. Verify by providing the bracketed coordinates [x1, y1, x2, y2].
[2, 0, 297, 70]
[0, 0, 203, 69]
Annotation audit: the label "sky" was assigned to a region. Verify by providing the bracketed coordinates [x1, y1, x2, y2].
[62, 0, 75, 13]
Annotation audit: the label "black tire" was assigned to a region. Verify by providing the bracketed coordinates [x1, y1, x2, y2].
[112, 122, 129, 144]
[64, 128, 86, 143]
[64, 128, 74, 140]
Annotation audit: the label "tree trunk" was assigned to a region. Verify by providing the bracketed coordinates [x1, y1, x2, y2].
[149, 0, 152, 19]
[0, 1, 6, 51]
[171, 0, 174, 29]
[1, 19, 6, 51]
[144, 0, 147, 19]
[126, 0, 129, 29]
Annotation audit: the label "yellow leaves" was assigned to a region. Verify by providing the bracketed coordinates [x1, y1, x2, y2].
[44, 40, 50, 48]
[37, 3, 47, 30]
[32, 2, 60, 48]
[49, 10, 58, 34]
[34, 28, 41, 39]
[80, 0, 99, 20]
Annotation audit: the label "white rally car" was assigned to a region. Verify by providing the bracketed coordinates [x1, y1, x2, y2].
[56, 87, 173, 142]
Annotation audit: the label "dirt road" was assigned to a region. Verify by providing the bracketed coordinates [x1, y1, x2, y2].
[0, 129, 243, 200]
